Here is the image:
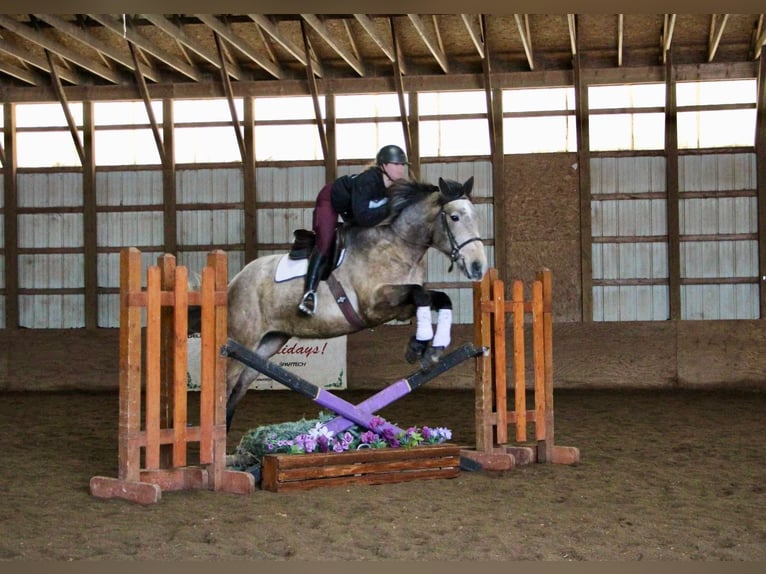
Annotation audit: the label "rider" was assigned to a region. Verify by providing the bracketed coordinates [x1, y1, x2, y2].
[298, 144, 410, 316]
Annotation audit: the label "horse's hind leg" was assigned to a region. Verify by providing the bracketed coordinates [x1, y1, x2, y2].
[225, 331, 291, 430]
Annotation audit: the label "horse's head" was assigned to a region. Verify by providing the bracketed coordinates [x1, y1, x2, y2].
[386, 176, 488, 281]
[432, 177, 488, 281]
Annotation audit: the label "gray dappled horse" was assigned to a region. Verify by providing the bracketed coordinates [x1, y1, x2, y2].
[223, 177, 487, 429]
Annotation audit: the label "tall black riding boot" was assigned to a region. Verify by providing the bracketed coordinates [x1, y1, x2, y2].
[298, 251, 329, 316]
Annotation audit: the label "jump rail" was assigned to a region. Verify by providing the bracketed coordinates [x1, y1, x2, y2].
[89, 247, 254, 504]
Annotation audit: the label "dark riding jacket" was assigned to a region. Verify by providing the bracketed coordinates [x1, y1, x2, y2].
[330, 168, 390, 227]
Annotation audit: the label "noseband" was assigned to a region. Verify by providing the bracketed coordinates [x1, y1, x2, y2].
[440, 203, 483, 272]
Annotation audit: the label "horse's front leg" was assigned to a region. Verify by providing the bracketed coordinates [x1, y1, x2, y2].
[419, 290, 453, 367]
[404, 288, 453, 368]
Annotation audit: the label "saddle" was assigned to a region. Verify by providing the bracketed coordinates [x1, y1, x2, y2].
[288, 225, 348, 275]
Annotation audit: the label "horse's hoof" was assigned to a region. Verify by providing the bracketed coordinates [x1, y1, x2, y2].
[405, 337, 429, 364]
[420, 345, 445, 369]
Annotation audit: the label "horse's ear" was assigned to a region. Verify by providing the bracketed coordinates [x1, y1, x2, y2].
[463, 176, 474, 197]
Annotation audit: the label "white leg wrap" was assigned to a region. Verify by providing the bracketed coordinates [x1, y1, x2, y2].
[415, 306, 433, 341]
[432, 308, 452, 348]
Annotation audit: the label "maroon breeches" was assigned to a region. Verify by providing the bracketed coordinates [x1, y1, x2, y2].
[312, 182, 338, 256]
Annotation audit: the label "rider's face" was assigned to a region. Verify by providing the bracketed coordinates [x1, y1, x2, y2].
[382, 162, 408, 183]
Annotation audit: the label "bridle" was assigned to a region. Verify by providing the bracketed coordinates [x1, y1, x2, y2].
[439, 199, 483, 272]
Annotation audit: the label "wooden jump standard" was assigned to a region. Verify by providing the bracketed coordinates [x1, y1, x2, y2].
[460, 267, 580, 470]
[89, 247, 254, 504]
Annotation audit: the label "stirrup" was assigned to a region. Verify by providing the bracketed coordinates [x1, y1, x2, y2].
[298, 290, 317, 316]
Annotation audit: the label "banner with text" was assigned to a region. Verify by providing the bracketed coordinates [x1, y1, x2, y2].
[187, 335, 347, 391]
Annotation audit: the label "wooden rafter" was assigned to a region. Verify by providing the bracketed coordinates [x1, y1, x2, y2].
[461, 14, 484, 59]
[0, 14, 122, 83]
[45, 48, 85, 165]
[618, 14, 624, 67]
[249, 14, 324, 77]
[662, 14, 676, 64]
[301, 14, 365, 77]
[0, 36, 82, 84]
[354, 14, 397, 63]
[481, 14, 495, 157]
[141, 14, 241, 80]
[196, 14, 282, 80]
[754, 15, 766, 60]
[514, 14, 534, 70]
[35, 13, 160, 82]
[568, 14, 577, 56]
[390, 17, 412, 163]
[213, 32, 246, 163]
[300, 19, 328, 163]
[127, 42, 165, 165]
[0, 59, 40, 85]
[89, 14, 201, 81]
[407, 14, 449, 74]
[708, 14, 729, 62]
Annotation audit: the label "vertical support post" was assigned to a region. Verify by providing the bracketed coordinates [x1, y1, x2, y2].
[473, 268, 495, 452]
[208, 249, 228, 490]
[538, 268, 555, 463]
[144, 265, 161, 470]
[118, 247, 143, 482]
[511, 280, 525, 442]
[199, 264, 215, 465]
[159, 254, 176, 468]
[171, 260, 189, 468]
[532, 278, 545, 441]
[493, 277, 508, 444]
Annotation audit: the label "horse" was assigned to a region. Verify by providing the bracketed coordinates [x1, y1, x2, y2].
[222, 176, 487, 429]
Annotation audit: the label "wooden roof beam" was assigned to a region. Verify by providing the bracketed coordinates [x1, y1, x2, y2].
[0, 14, 123, 84]
[301, 14, 365, 77]
[568, 14, 577, 56]
[514, 14, 535, 70]
[461, 14, 484, 60]
[662, 14, 676, 64]
[618, 14, 624, 67]
[127, 42, 166, 165]
[88, 14, 201, 82]
[141, 14, 242, 80]
[34, 13, 160, 83]
[213, 32, 246, 163]
[708, 14, 729, 62]
[355, 14, 398, 63]
[407, 14, 449, 74]
[0, 58, 41, 85]
[196, 14, 282, 80]
[390, 17, 412, 161]
[300, 20, 328, 162]
[754, 15, 765, 60]
[249, 14, 324, 77]
[0, 36, 82, 84]
[45, 48, 85, 165]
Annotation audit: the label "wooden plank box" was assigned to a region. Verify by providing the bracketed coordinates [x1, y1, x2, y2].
[261, 443, 461, 492]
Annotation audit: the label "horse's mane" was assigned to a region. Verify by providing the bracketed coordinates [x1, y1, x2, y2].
[386, 178, 466, 221]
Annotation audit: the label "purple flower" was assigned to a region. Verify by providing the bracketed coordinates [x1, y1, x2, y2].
[360, 431, 377, 444]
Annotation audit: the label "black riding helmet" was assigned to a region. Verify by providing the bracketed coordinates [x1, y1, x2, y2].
[376, 144, 409, 166]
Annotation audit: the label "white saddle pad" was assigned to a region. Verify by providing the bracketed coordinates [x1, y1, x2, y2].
[274, 255, 307, 283]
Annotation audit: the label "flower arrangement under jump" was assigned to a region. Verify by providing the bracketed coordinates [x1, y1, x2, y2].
[231, 411, 452, 470]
